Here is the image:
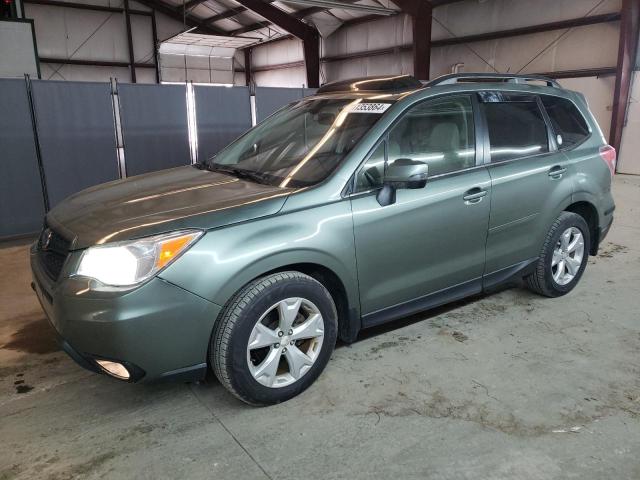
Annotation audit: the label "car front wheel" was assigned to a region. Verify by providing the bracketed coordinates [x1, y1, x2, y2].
[211, 271, 337, 405]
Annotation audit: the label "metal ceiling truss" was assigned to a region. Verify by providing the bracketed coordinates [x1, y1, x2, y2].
[136, 0, 228, 35]
[233, 0, 320, 87]
[279, 0, 396, 15]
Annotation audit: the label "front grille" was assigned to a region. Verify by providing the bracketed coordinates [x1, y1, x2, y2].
[37, 226, 71, 281]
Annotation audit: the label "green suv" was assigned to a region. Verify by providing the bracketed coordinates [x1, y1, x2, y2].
[31, 74, 616, 405]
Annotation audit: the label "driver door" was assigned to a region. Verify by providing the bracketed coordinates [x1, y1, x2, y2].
[349, 94, 492, 326]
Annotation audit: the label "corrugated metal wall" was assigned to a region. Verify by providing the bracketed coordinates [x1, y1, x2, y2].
[25, 0, 165, 82]
[0, 79, 313, 238]
[250, 0, 621, 86]
[5, 0, 638, 172]
[248, 0, 624, 168]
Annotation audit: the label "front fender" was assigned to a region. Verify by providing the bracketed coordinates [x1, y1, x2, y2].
[159, 200, 359, 321]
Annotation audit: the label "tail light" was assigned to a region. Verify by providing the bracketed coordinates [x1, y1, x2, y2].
[599, 145, 616, 176]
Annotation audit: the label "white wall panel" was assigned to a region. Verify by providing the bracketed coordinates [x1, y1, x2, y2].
[617, 73, 640, 174]
[153, 8, 187, 42]
[0, 21, 39, 78]
[160, 53, 234, 85]
[234, 50, 245, 69]
[314, 0, 621, 86]
[323, 14, 411, 57]
[24, 0, 184, 82]
[559, 76, 616, 141]
[130, 13, 154, 65]
[429, 22, 619, 78]
[41, 62, 130, 82]
[254, 66, 306, 88]
[432, 0, 621, 40]
[252, 38, 304, 68]
[135, 67, 157, 83]
[234, 71, 246, 86]
[161, 66, 186, 83]
[26, 4, 128, 61]
[323, 51, 413, 81]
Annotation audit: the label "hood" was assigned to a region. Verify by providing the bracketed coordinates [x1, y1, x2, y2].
[47, 166, 293, 249]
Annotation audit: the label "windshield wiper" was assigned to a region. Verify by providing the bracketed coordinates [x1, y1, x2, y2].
[206, 164, 270, 185]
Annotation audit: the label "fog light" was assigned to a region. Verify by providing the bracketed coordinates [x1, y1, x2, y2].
[96, 360, 130, 380]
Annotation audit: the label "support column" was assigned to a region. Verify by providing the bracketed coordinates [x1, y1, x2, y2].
[123, 0, 136, 83]
[610, 0, 640, 155]
[244, 48, 252, 87]
[411, 2, 432, 81]
[151, 10, 160, 83]
[303, 32, 320, 88]
[393, 0, 432, 81]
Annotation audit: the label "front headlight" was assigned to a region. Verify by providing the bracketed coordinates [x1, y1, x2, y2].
[75, 230, 202, 287]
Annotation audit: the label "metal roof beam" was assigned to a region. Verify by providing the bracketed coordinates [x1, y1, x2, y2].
[23, 0, 151, 15]
[181, 0, 209, 9]
[204, 0, 279, 24]
[428, 0, 467, 6]
[135, 0, 229, 35]
[280, 0, 396, 15]
[225, 7, 324, 34]
[206, 5, 247, 23]
[233, 0, 317, 39]
[233, 0, 320, 87]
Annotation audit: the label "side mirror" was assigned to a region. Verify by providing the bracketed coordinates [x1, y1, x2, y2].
[377, 158, 428, 206]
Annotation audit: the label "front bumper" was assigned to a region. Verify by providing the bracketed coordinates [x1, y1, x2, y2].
[30, 246, 222, 383]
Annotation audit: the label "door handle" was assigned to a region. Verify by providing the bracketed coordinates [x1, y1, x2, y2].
[548, 165, 567, 179]
[463, 187, 487, 204]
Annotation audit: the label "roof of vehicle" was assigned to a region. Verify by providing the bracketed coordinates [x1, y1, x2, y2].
[313, 73, 564, 96]
[306, 73, 579, 105]
[316, 75, 424, 94]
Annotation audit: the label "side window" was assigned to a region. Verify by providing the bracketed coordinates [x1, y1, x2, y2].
[355, 142, 385, 191]
[540, 95, 590, 148]
[387, 96, 476, 177]
[483, 100, 549, 162]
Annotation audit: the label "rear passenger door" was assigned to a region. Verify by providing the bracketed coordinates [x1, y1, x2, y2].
[480, 91, 574, 279]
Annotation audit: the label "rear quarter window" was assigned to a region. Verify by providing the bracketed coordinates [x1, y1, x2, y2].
[540, 95, 590, 149]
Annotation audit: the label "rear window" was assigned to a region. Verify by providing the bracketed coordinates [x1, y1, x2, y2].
[483, 101, 549, 162]
[540, 95, 590, 148]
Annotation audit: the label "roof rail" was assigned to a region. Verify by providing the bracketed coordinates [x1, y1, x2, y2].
[427, 73, 561, 88]
[317, 75, 423, 94]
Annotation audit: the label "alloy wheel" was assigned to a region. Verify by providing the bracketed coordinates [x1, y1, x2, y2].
[246, 297, 325, 388]
[551, 226, 585, 286]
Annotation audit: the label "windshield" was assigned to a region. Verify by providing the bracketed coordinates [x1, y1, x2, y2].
[205, 98, 392, 188]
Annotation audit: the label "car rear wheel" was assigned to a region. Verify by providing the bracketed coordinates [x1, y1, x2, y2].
[526, 211, 591, 297]
[211, 271, 337, 405]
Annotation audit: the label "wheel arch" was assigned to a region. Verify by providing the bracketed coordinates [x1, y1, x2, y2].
[211, 252, 362, 344]
[260, 263, 359, 343]
[564, 201, 599, 255]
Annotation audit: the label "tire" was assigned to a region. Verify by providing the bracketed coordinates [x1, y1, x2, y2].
[211, 271, 338, 406]
[526, 211, 591, 297]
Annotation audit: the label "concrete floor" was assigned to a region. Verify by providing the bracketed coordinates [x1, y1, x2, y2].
[1, 175, 639, 480]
